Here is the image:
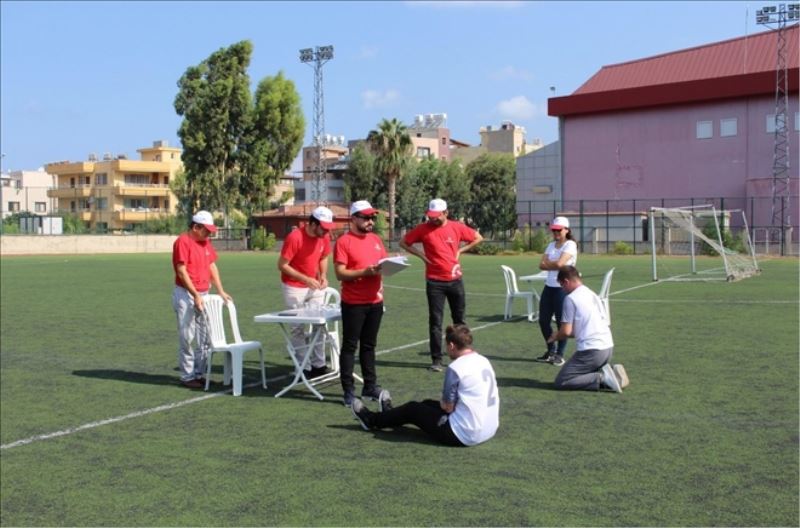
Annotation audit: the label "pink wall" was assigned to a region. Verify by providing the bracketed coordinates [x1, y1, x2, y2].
[563, 96, 799, 202]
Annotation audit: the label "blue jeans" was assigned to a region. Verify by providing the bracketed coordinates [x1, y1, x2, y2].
[426, 279, 466, 362]
[539, 285, 567, 357]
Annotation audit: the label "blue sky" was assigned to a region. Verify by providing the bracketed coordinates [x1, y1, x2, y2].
[1, 0, 756, 173]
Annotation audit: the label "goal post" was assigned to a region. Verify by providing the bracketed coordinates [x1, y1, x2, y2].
[649, 206, 760, 282]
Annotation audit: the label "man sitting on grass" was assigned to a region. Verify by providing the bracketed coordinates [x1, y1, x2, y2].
[350, 324, 499, 447]
[548, 265, 629, 393]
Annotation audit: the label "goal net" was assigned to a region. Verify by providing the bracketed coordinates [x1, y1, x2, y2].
[649, 206, 760, 282]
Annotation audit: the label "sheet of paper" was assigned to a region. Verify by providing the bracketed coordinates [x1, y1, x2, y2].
[378, 256, 410, 277]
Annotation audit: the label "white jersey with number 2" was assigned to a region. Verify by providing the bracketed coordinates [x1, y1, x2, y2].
[443, 352, 500, 446]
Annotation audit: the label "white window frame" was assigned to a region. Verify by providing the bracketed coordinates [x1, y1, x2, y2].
[720, 118, 737, 137]
[34, 202, 46, 212]
[696, 120, 713, 139]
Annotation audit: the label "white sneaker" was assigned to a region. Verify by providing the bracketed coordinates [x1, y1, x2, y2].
[613, 364, 629, 389]
[601, 363, 622, 393]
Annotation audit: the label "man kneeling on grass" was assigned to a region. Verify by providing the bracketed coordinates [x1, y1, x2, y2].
[548, 265, 629, 393]
[350, 324, 499, 447]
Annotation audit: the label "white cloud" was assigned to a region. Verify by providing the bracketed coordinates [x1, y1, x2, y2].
[361, 89, 400, 109]
[490, 65, 534, 82]
[359, 46, 379, 59]
[496, 95, 539, 120]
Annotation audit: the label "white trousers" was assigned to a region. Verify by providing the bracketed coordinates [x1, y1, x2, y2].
[172, 286, 209, 381]
[281, 283, 326, 369]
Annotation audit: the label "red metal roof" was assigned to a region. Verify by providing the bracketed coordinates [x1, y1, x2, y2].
[550, 25, 799, 116]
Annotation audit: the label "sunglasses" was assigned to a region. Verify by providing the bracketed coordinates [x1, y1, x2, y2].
[550, 228, 564, 232]
[355, 214, 377, 221]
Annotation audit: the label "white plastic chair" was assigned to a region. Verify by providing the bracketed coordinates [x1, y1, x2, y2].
[501, 265, 537, 322]
[599, 268, 615, 325]
[203, 295, 267, 396]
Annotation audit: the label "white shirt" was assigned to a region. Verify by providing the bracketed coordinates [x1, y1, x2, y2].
[562, 284, 613, 351]
[442, 352, 499, 447]
[544, 240, 578, 287]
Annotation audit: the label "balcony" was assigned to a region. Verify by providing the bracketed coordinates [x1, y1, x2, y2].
[113, 208, 170, 221]
[115, 182, 172, 197]
[48, 185, 92, 198]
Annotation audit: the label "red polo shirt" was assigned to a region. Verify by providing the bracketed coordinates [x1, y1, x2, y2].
[403, 220, 477, 281]
[172, 232, 217, 292]
[280, 226, 332, 287]
[334, 230, 387, 304]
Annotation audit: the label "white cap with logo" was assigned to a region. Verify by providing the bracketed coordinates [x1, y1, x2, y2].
[350, 200, 378, 216]
[550, 216, 570, 230]
[427, 198, 447, 218]
[192, 210, 217, 233]
[311, 206, 334, 229]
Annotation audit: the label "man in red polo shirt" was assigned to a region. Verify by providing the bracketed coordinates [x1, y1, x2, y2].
[400, 198, 483, 372]
[172, 210, 232, 389]
[334, 200, 392, 408]
[277, 206, 334, 379]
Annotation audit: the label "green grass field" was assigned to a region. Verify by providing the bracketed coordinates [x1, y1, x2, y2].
[1, 252, 797, 526]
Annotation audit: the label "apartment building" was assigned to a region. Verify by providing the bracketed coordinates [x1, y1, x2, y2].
[296, 136, 349, 204]
[452, 121, 543, 165]
[1, 169, 57, 219]
[45, 140, 182, 232]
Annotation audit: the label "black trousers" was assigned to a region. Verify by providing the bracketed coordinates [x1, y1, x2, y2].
[340, 301, 383, 394]
[373, 399, 464, 446]
[426, 279, 466, 361]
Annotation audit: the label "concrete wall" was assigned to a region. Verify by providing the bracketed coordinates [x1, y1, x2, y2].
[1, 234, 177, 255]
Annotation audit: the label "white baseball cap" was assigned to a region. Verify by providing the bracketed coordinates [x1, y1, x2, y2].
[350, 200, 378, 216]
[427, 198, 447, 218]
[192, 210, 217, 233]
[550, 216, 570, 230]
[311, 206, 335, 229]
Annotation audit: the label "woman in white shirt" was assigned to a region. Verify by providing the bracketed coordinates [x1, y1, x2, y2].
[535, 216, 578, 366]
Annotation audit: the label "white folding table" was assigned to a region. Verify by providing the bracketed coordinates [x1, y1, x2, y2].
[518, 271, 548, 320]
[254, 306, 360, 400]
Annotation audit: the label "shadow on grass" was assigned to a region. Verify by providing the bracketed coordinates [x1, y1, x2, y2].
[72, 365, 289, 387]
[482, 353, 537, 363]
[496, 376, 556, 391]
[327, 424, 439, 445]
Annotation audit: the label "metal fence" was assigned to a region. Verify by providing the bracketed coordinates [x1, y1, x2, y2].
[3, 191, 797, 255]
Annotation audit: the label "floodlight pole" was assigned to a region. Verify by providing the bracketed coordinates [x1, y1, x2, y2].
[299, 45, 334, 206]
[756, 3, 798, 255]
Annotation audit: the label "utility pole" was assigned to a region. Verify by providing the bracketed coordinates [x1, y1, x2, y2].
[299, 45, 334, 206]
[756, 3, 799, 254]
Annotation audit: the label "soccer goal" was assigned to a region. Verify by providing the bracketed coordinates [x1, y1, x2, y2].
[649, 206, 760, 282]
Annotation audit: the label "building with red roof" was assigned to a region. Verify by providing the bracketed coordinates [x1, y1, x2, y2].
[542, 25, 798, 235]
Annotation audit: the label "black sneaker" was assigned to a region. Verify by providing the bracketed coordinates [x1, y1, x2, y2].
[343, 391, 357, 407]
[361, 385, 384, 400]
[378, 389, 393, 412]
[428, 360, 444, 372]
[308, 365, 332, 379]
[535, 352, 554, 363]
[551, 355, 566, 367]
[350, 398, 374, 430]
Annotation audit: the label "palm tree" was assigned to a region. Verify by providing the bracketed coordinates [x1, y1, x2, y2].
[367, 118, 412, 242]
